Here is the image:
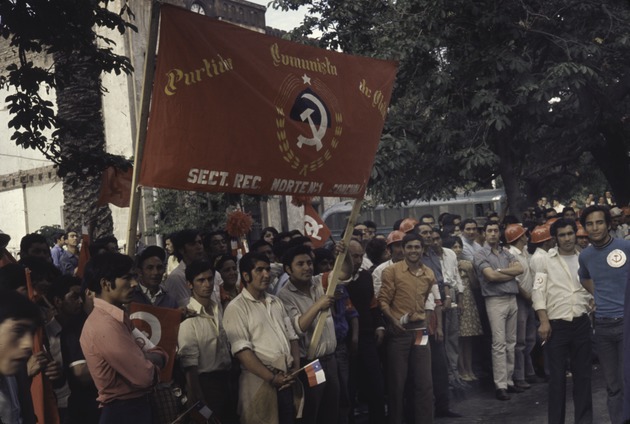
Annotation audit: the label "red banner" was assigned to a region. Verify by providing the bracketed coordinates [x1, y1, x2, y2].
[129, 302, 181, 382]
[139, 4, 397, 198]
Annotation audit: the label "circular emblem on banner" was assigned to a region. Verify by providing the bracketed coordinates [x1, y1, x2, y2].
[607, 249, 627, 268]
[130, 311, 162, 345]
[275, 73, 342, 176]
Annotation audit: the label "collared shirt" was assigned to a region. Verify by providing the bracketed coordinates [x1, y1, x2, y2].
[224, 289, 298, 373]
[80, 298, 164, 404]
[507, 245, 534, 295]
[131, 284, 179, 309]
[462, 237, 483, 262]
[59, 250, 78, 276]
[529, 248, 548, 275]
[439, 247, 464, 294]
[532, 248, 591, 321]
[473, 244, 519, 297]
[51, 245, 64, 269]
[277, 274, 337, 359]
[44, 318, 70, 408]
[378, 260, 435, 322]
[372, 259, 394, 297]
[177, 297, 232, 373]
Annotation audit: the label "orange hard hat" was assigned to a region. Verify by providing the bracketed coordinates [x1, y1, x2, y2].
[386, 230, 406, 246]
[545, 217, 559, 227]
[504, 224, 526, 244]
[576, 223, 588, 237]
[530, 225, 552, 244]
[399, 218, 418, 234]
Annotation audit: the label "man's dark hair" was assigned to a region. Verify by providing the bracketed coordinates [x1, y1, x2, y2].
[363, 220, 377, 230]
[172, 229, 200, 261]
[550, 218, 578, 238]
[544, 208, 557, 218]
[401, 232, 422, 248]
[288, 230, 303, 238]
[89, 235, 119, 257]
[393, 219, 403, 231]
[272, 240, 289, 264]
[0, 263, 27, 291]
[282, 245, 313, 271]
[46, 275, 82, 305]
[19, 257, 60, 284]
[19, 233, 49, 258]
[562, 206, 575, 215]
[84, 252, 134, 294]
[420, 214, 435, 222]
[461, 218, 477, 228]
[64, 229, 80, 238]
[251, 239, 272, 252]
[185, 260, 213, 283]
[313, 248, 335, 275]
[483, 220, 500, 232]
[239, 252, 269, 286]
[274, 232, 292, 245]
[286, 236, 311, 249]
[136, 245, 166, 268]
[202, 230, 227, 252]
[261, 226, 279, 238]
[0, 289, 43, 328]
[442, 236, 463, 250]
[214, 254, 238, 271]
[580, 205, 611, 228]
[365, 238, 387, 265]
[53, 231, 66, 244]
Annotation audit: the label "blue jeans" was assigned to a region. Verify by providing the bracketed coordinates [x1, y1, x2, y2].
[594, 317, 623, 424]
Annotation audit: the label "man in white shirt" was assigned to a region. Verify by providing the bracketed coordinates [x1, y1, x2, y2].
[177, 260, 233, 422]
[371, 230, 405, 296]
[532, 218, 593, 424]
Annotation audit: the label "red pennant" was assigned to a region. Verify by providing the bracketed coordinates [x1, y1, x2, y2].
[97, 166, 133, 208]
[128, 302, 181, 382]
[304, 203, 331, 248]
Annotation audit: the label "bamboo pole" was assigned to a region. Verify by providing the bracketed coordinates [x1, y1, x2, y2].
[306, 198, 363, 359]
[126, 1, 161, 257]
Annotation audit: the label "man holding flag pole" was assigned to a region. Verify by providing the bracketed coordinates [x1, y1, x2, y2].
[277, 243, 353, 424]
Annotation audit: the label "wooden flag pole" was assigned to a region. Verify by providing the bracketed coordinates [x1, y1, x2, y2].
[307, 198, 363, 359]
[126, 1, 161, 257]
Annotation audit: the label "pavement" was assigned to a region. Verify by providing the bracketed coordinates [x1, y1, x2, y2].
[354, 364, 611, 423]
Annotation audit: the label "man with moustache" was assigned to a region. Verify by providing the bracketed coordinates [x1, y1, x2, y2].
[224, 252, 301, 424]
[131, 246, 179, 309]
[578, 206, 630, 424]
[532, 218, 593, 424]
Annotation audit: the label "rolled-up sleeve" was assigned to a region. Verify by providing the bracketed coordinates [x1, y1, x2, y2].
[531, 272, 548, 311]
[177, 320, 200, 368]
[223, 303, 253, 355]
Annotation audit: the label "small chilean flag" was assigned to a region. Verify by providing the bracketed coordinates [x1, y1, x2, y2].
[304, 359, 326, 387]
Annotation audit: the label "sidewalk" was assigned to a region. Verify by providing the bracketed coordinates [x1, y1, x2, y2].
[439, 364, 610, 423]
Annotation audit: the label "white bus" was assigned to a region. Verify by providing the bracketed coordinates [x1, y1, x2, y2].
[322, 188, 506, 237]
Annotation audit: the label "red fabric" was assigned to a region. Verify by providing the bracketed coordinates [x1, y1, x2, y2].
[97, 166, 133, 208]
[25, 269, 60, 424]
[139, 4, 397, 198]
[128, 302, 181, 382]
[75, 234, 90, 279]
[304, 203, 331, 248]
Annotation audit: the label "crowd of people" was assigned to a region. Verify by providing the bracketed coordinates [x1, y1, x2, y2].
[0, 193, 630, 424]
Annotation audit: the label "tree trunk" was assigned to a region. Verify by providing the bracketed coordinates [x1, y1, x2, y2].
[54, 50, 112, 237]
[495, 134, 527, 219]
[590, 124, 630, 206]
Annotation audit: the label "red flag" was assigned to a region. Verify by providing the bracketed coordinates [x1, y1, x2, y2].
[25, 269, 61, 424]
[128, 302, 181, 382]
[75, 234, 91, 279]
[97, 166, 133, 208]
[139, 4, 398, 198]
[304, 202, 331, 248]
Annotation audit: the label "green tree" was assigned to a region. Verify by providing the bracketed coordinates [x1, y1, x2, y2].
[0, 0, 135, 235]
[273, 0, 630, 211]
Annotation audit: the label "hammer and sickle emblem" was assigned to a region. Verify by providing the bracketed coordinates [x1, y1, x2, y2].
[304, 215, 324, 240]
[297, 93, 328, 151]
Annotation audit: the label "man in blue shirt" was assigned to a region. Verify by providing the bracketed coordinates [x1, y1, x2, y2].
[578, 205, 630, 424]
